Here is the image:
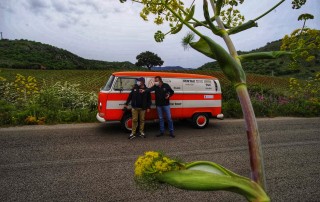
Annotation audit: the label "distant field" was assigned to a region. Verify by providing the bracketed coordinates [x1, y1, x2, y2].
[0, 68, 290, 93]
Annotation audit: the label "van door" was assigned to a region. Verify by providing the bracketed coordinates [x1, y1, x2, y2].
[106, 76, 137, 120]
[162, 78, 183, 119]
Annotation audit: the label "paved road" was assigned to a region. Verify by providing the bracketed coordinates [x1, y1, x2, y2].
[0, 117, 319, 202]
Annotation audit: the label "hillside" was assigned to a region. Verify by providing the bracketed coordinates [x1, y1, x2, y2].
[0, 39, 140, 70]
[198, 39, 320, 79]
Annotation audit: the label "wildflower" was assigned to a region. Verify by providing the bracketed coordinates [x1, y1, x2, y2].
[134, 151, 181, 177]
[0, 76, 6, 81]
[154, 16, 164, 25]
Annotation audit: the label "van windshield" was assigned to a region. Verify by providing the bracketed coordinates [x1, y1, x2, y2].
[102, 75, 115, 91]
[113, 77, 137, 91]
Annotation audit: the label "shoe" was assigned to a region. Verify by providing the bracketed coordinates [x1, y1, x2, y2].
[156, 133, 164, 137]
[139, 132, 146, 138]
[169, 132, 175, 138]
[128, 134, 136, 139]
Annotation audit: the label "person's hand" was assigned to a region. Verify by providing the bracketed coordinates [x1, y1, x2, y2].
[165, 94, 170, 99]
[139, 89, 145, 93]
[147, 109, 150, 113]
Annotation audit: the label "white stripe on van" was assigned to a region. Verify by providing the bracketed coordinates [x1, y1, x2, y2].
[106, 100, 221, 109]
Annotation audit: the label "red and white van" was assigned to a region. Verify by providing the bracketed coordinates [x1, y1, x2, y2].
[96, 71, 223, 131]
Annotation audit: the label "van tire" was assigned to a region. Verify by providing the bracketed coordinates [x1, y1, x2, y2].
[121, 113, 132, 133]
[192, 113, 209, 129]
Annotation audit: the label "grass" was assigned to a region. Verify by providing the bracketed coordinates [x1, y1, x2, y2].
[0, 68, 291, 93]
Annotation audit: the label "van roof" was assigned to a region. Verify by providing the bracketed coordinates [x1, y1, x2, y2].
[112, 71, 216, 79]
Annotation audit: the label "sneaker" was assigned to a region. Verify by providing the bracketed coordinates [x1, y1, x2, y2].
[128, 134, 136, 139]
[139, 132, 146, 138]
[156, 133, 164, 137]
[169, 132, 175, 138]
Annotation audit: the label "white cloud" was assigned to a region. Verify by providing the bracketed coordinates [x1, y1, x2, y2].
[0, 0, 319, 68]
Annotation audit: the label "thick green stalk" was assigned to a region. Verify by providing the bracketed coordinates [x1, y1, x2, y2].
[209, 0, 267, 190]
[209, 0, 238, 59]
[236, 84, 267, 190]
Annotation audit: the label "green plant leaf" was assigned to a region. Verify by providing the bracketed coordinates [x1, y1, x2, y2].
[185, 5, 195, 22]
[189, 38, 217, 59]
[171, 24, 183, 34]
[156, 161, 270, 202]
[238, 51, 293, 61]
[228, 20, 258, 35]
[201, 35, 246, 85]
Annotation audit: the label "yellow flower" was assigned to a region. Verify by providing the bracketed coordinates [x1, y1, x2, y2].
[134, 151, 181, 177]
[145, 151, 160, 159]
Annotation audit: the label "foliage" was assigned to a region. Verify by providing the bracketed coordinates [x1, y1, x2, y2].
[0, 68, 293, 93]
[281, 29, 320, 70]
[135, 51, 164, 70]
[0, 39, 141, 70]
[289, 72, 320, 107]
[0, 73, 98, 126]
[222, 80, 320, 118]
[199, 39, 320, 78]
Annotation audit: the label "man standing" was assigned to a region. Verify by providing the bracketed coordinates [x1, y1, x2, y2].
[124, 77, 151, 139]
[147, 76, 175, 138]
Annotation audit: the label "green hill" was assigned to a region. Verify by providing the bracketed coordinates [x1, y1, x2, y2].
[0, 39, 140, 70]
[198, 39, 320, 79]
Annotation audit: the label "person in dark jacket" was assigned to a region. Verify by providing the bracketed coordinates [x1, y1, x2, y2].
[124, 77, 151, 139]
[147, 76, 175, 138]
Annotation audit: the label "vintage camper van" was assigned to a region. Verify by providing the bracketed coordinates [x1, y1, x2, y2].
[96, 72, 223, 131]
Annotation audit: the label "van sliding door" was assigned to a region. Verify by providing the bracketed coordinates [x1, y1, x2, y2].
[162, 78, 183, 119]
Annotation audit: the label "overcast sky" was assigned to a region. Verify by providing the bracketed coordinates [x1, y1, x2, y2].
[1, 0, 319, 68]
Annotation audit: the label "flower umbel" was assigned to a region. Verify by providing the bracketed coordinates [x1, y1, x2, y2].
[134, 151, 182, 177]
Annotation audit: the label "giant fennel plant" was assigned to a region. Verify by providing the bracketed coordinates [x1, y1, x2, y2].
[119, 0, 317, 201]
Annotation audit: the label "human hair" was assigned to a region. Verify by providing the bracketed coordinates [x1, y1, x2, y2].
[154, 76, 162, 82]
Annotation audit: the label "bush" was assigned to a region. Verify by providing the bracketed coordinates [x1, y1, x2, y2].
[0, 100, 16, 125]
[0, 74, 98, 126]
[222, 99, 243, 118]
[35, 82, 97, 110]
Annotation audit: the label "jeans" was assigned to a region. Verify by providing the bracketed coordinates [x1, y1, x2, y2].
[156, 105, 174, 133]
[132, 108, 146, 135]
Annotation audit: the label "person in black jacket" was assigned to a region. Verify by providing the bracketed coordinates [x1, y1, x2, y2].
[147, 76, 175, 138]
[124, 77, 151, 139]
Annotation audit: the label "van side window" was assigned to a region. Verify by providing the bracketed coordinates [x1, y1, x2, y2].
[114, 77, 136, 91]
[213, 81, 218, 91]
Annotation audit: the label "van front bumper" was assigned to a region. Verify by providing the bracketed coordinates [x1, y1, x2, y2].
[96, 113, 106, 123]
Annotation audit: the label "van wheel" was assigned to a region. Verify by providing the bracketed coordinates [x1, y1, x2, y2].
[121, 114, 132, 133]
[192, 113, 209, 129]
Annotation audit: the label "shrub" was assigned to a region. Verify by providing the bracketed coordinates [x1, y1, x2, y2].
[0, 100, 16, 125]
[35, 81, 97, 110]
[222, 99, 243, 118]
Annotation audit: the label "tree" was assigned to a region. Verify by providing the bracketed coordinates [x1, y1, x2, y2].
[120, 0, 316, 200]
[135, 51, 164, 70]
